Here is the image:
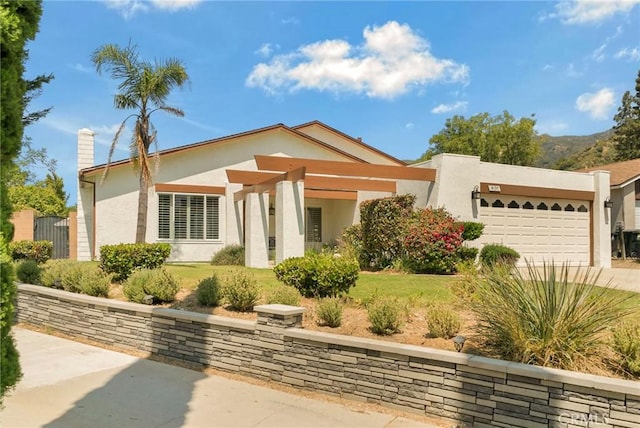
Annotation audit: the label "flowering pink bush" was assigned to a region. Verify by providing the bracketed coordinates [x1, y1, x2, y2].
[403, 208, 464, 274]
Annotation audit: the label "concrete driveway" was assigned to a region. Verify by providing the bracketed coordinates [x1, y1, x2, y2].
[0, 328, 446, 428]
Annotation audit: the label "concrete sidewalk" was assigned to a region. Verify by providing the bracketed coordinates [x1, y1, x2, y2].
[0, 328, 446, 428]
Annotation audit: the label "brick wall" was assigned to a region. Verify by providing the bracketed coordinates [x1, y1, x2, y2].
[16, 284, 639, 428]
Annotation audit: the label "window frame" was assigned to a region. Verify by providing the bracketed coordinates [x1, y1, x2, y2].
[305, 207, 322, 243]
[158, 192, 220, 241]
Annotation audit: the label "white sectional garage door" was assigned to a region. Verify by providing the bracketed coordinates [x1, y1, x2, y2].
[478, 196, 591, 266]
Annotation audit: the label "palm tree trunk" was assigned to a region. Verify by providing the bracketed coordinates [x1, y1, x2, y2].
[135, 171, 148, 243]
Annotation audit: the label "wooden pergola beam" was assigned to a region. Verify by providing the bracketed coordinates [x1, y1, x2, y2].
[255, 155, 436, 181]
[234, 167, 306, 202]
[226, 170, 396, 192]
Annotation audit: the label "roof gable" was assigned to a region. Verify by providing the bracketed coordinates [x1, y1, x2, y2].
[80, 122, 370, 177]
[292, 120, 406, 166]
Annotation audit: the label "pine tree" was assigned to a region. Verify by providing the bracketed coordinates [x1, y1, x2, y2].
[613, 70, 640, 161]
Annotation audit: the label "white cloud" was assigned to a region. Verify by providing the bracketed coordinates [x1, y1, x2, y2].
[405, 122, 415, 130]
[246, 21, 470, 99]
[150, 0, 201, 11]
[575, 88, 615, 120]
[589, 25, 623, 62]
[103, 0, 200, 19]
[542, 64, 554, 71]
[281, 17, 300, 25]
[431, 101, 468, 114]
[255, 43, 278, 58]
[614, 47, 640, 61]
[591, 43, 607, 62]
[179, 117, 224, 135]
[41, 116, 128, 150]
[70, 63, 92, 73]
[543, 0, 640, 25]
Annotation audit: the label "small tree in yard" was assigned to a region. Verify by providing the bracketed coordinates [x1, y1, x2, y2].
[92, 42, 189, 243]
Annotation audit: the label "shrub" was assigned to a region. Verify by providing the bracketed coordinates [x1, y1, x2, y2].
[40, 259, 72, 289]
[479, 244, 520, 268]
[211, 245, 245, 266]
[16, 260, 42, 284]
[196, 275, 222, 307]
[339, 224, 363, 264]
[273, 252, 359, 298]
[1, 238, 22, 398]
[451, 260, 481, 303]
[77, 267, 111, 297]
[612, 321, 640, 376]
[223, 271, 258, 311]
[402, 207, 464, 274]
[427, 305, 461, 339]
[265, 285, 302, 306]
[100, 243, 171, 282]
[316, 297, 343, 327]
[368, 298, 403, 335]
[472, 261, 632, 370]
[460, 221, 484, 241]
[9, 240, 52, 264]
[40, 260, 110, 297]
[123, 268, 179, 304]
[359, 194, 415, 269]
[456, 246, 478, 263]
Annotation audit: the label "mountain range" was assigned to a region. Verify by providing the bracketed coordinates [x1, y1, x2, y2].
[537, 129, 615, 170]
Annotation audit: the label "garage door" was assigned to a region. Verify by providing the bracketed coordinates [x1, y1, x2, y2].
[478, 196, 590, 266]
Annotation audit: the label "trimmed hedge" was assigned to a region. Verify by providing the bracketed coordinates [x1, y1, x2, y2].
[100, 243, 171, 282]
[211, 245, 245, 266]
[479, 244, 520, 268]
[274, 252, 359, 298]
[9, 240, 52, 264]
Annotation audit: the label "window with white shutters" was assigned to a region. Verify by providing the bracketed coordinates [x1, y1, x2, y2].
[158, 194, 171, 239]
[158, 193, 220, 240]
[306, 207, 322, 242]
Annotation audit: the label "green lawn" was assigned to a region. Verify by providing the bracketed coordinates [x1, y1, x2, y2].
[165, 263, 457, 307]
[164, 263, 639, 319]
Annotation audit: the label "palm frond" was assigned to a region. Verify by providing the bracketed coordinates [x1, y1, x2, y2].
[100, 119, 130, 185]
[158, 105, 185, 117]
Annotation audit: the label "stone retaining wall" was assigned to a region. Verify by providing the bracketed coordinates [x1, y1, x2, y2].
[16, 284, 640, 427]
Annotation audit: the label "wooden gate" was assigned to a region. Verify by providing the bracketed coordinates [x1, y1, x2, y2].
[34, 216, 69, 259]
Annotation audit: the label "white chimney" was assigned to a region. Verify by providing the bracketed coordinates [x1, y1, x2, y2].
[77, 128, 95, 170]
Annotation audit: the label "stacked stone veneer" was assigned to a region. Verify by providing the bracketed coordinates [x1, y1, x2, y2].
[16, 284, 639, 427]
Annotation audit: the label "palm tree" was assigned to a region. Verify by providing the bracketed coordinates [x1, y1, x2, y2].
[92, 42, 189, 243]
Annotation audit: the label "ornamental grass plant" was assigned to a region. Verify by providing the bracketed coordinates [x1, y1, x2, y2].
[472, 261, 632, 371]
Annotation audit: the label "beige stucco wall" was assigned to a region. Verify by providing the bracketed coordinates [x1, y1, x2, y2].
[82, 128, 369, 262]
[621, 182, 637, 231]
[10, 209, 36, 241]
[415, 154, 610, 267]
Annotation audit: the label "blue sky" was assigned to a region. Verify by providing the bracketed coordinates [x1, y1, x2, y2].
[23, 0, 640, 206]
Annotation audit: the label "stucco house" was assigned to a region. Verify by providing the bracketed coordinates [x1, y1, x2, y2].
[579, 158, 640, 233]
[76, 121, 612, 268]
[579, 158, 640, 257]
